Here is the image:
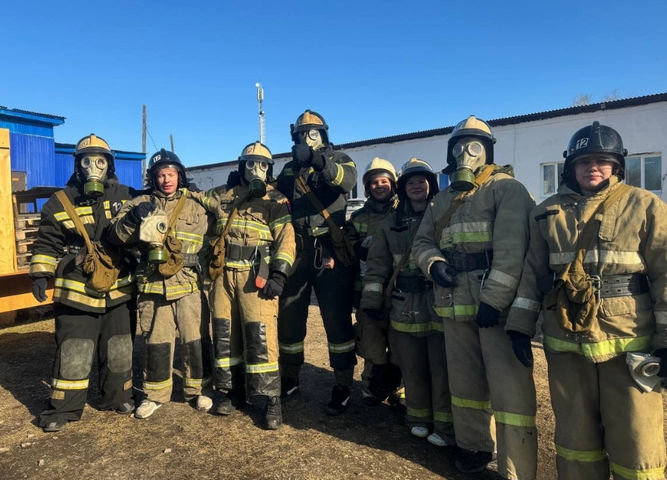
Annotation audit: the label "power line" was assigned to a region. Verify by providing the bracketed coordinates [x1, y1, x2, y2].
[145, 126, 159, 151]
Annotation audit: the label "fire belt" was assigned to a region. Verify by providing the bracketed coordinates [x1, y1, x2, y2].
[394, 275, 433, 293]
[226, 243, 261, 261]
[594, 273, 649, 299]
[441, 250, 493, 272]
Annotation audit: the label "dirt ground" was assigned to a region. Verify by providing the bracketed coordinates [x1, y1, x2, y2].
[0, 307, 665, 480]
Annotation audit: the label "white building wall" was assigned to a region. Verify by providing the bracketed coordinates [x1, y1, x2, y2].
[189, 101, 667, 202]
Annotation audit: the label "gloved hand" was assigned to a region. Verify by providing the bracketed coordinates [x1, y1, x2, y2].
[227, 170, 241, 188]
[310, 151, 325, 171]
[292, 144, 313, 165]
[262, 272, 286, 299]
[475, 302, 501, 329]
[508, 330, 533, 368]
[364, 308, 385, 321]
[127, 202, 155, 224]
[654, 348, 667, 377]
[430, 262, 458, 288]
[32, 277, 48, 303]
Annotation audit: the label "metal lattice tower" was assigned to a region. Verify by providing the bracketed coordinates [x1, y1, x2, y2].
[255, 83, 265, 144]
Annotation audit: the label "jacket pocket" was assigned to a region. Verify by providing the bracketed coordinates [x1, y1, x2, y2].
[179, 213, 200, 225]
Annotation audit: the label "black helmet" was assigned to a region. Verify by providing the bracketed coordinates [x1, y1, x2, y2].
[147, 148, 187, 190]
[444, 115, 496, 175]
[562, 121, 627, 182]
[397, 157, 439, 200]
[290, 110, 329, 144]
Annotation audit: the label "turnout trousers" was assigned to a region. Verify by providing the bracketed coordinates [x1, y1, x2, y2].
[390, 328, 454, 441]
[39, 302, 133, 427]
[443, 320, 538, 480]
[138, 291, 213, 404]
[211, 268, 280, 398]
[546, 351, 666, 480]
[278, 247, 357, 386]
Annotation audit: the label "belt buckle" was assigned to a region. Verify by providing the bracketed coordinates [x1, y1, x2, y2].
[591, 275, 602, 301]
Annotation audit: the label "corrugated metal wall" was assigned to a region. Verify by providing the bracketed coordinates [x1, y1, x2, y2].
[114, 160, 143, 190]
[10, 133, 56, 188]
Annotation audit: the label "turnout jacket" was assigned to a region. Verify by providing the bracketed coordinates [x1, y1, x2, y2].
[412, 165, 536, 321]
[29, 177, 136, 313]
[361, 201, 442, 336]
[347, 196, 399, 295]
[276, 145, 356, 241]
[111, 188, 213, 301]
[506, 177, 667, 363]
[191, 183, 296, 276]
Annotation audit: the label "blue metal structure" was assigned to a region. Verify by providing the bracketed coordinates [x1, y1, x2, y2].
[0, 107, 144, 209]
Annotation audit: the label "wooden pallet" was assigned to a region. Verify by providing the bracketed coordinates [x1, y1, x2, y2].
[15, 213, 41, 230]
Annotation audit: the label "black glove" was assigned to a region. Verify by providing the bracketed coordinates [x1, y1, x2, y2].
[127, 202, 155, 224]
[475, 302, 501, 329]
[310, 151, 325, 171]
[508, 330, 533, 368]
[32, 277, 48, 303]
[292, 144, 313, 165]
[353, 243, 369, 262]
[654, 348, 667, 377]
[430, 262, 458, 288]
[227, 170, 241, 188]
[364, 308, 385, 321]
[262, 272, 286, 299]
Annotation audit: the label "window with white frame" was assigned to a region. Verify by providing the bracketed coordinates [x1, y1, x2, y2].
[541, 162, 564, 196]
[624, 154, 662, 193]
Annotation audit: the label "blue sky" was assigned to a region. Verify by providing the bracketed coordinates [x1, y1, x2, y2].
[3, 0, 666, 167]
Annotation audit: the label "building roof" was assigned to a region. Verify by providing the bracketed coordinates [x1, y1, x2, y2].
[0, 106, 65, 125]
[184, 92, 667, 171]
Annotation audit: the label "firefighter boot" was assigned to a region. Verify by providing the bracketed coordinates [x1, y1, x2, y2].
[368, 364, 389, 401]
[281, 376, 300, 399]
[214, 389, 246, 416]
[263, 396, 283, 430]
[455, 449, 495, 474]
[327, 386, 351, 416]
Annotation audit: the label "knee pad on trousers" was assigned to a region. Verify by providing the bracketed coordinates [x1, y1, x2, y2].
[184, 339, 204, 379]
[107, 334, 133, 373]
[213, 318, 231, 359]
[245, 322, 269, 365]
[146, 342, 172, 382]
[60, 338, 95, 380]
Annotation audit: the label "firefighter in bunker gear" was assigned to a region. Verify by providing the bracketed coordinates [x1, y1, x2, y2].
[276, 110, 357, 414]
[190, 142, 295, 430]
[110, 149, 214, 418]
[506, 121, 667, 480]
[412, 116, 538, 478]
[30, 133, 137, 432]
[361, 158, 454, 447]
[346, 158, 402, 405]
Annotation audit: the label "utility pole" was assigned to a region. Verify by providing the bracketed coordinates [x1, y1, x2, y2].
[255, 83, 265, 144]
[170, 134, 174, 152]
[142, 105, 147, 186]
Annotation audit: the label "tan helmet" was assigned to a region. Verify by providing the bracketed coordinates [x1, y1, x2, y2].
[239, 141, 274, 164]
[445, 115, 496, 173]
[362, 157, 397, 197]
[74, 133, 113, 159]
[290, 110, 329, 144]
[397, 157, 439, 199]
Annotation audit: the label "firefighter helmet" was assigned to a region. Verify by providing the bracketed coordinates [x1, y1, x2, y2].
[363, 157, 397, 197]
[562, 121, 627, 182]
[73, 133, 115, 175]
[397, 157, 439, 199]
[147, 149, 187, 190]
[290, 110, 329, 144]
[239, 141, 274, 164]
[445, 116, 496, 174]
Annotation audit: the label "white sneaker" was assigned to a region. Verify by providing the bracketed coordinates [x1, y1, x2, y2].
[135, 400, 162, 419]
[196, 395, 213, 412]
[427, 433, 448, 447]
[411, 426, 429, 438]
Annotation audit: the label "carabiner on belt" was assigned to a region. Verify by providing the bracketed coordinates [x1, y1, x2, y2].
[313, 237, 324, 270]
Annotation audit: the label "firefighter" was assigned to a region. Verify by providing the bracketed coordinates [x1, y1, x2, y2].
[506, 121, 667, 480]
[361, 158, 455, 447]
[30, 134, 136, 432]
[276, 110, 358, 415]
[190, 142, 296, 430]
[110, 149, 214, 419]
[346, 158, 402, 406]
[412, 116, 537, 477]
